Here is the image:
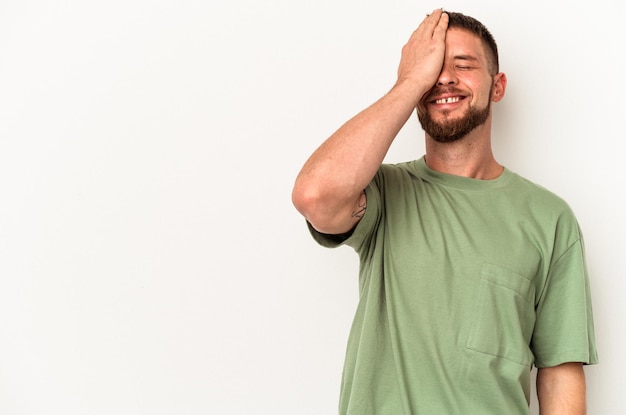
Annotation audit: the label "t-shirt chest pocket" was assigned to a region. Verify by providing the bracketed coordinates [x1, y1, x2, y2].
[466, 263, 536, 366]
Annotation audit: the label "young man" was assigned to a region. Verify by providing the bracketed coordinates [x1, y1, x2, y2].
[292, 9, 598, 415]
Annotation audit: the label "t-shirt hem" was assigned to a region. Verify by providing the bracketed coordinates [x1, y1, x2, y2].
[534, 351, 599, 368]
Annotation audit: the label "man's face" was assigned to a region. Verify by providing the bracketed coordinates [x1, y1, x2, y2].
[417, 28, 500, 143]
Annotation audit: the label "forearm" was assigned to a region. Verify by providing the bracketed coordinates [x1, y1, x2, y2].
[537, 363, 586, 415]
[292, 83, 421, 233]
[295, 83, 417, 196]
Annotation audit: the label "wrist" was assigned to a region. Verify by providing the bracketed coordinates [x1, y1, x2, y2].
[391, 77, 431, 108]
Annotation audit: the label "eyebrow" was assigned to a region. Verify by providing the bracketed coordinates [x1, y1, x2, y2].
[454, 55, 480, 62]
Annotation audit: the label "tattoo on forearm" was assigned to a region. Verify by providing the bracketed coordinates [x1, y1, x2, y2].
[351, 191, 367, 218]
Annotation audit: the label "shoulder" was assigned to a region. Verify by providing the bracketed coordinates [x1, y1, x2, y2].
[373, 161, 423, 186]
[507, 171, 583, 244]
[507, 171, 575, 214]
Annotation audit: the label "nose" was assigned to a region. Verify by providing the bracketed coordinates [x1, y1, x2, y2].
[436, 64, 457, 86]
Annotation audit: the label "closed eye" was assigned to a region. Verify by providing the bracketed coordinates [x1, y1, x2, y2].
[453, 55, 480, 71]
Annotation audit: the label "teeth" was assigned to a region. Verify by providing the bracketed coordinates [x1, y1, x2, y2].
[435, 97, 461, 104]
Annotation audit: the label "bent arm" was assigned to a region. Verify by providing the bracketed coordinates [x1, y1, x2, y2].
[536, 362, 586, 415]
[292, 85, 421, 234]
[292, 9, 448, 235]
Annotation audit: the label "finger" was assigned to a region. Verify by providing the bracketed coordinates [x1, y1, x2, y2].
[432, 11, 449, 40]
[429, 8, 444, 18]
[424, 8, 444, 27]
[414, 8, 444, 38]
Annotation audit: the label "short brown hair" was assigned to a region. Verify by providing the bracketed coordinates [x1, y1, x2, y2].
[446, 11, 499, 75]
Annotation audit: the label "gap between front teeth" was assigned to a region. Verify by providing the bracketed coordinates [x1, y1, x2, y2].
[436, 97, 460, 104]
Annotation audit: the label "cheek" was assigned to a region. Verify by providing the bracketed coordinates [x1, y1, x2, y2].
[464, 75, 495, 104]
[472, 85, 495, 106]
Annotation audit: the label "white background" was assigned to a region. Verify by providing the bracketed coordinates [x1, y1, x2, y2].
[0, 1, 623, 414]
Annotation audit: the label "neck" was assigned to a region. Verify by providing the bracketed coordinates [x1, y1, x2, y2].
[423, 123, 503, 180]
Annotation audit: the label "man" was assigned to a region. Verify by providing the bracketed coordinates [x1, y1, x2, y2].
[292, 9, 598, 415]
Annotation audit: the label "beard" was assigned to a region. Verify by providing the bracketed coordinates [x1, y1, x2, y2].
[417, 89, 492, 143]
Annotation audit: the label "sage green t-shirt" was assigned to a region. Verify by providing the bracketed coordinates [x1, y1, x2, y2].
[309, 157, 598, 415]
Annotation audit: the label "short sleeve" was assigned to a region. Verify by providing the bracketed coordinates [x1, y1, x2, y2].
[306, 181, 381, 254]
[531, 238, 599, 367]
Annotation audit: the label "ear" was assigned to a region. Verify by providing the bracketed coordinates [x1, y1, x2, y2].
[491, 72, 507, 102]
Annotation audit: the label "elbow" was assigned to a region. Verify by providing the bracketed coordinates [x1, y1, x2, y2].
[292, 182, 354, 234]
[291, 181, 321, 223]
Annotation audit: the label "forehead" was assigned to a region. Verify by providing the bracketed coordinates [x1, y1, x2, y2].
[445, 28, 489, 62]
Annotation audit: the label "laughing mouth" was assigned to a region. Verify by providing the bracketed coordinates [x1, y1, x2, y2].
[434, 97, 462, 104]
